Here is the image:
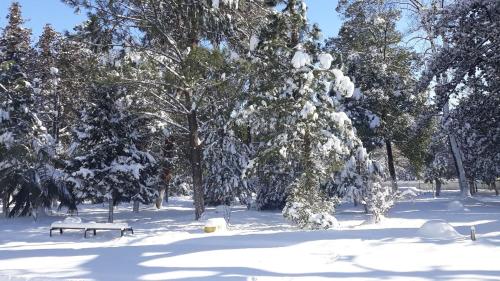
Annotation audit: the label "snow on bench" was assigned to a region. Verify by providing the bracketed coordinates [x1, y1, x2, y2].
[50, 219, 133, 238]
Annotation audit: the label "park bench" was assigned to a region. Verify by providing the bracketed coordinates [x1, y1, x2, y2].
[50, 221, 133, 238]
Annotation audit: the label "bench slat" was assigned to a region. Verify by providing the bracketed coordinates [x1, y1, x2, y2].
[51, 222, 129, 229]
[50, 222, 133, 238]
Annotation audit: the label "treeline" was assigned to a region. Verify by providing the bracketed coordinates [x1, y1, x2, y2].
[0, 0, 498, 227]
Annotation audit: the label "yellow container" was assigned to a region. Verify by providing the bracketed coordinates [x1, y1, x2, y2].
[204, 226, 217, 233]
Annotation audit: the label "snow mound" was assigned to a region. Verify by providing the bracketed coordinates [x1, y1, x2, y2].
[63, 216, 82, 224]
[418, 220, 462, 240]
[447, 200, 465, 211]
[398, 186, 423, 199]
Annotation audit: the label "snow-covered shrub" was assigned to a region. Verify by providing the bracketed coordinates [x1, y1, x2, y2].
[363, 181, 394, 223]
[395, 187, 422, 200]
[282, 176, 339, 230]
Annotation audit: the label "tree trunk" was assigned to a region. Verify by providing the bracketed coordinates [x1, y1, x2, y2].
[385, 140, 398, 192]
[468, 179, 475, 195]
[492, 181, 499, 196]
[435, 178, 442, 197]
[288, 0, 299, 47]
[52, 90, 61, 144]
[156, 187, 166, 209]
[185, 92, 204, 220]
[156, 137, 174, 209]
[443, 102, 470, 197]
[2, 193, 9, 218]
[448, 134, 470, 197]
[133, 200, 139, 213]
[108, 199, 114, 223]
[34, 204, 48, 221]
[246, 125, 252, 146]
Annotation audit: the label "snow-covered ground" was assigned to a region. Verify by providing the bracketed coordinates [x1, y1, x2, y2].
[1, 190, 500, 281]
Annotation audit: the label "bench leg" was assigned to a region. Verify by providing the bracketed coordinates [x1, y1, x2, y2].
[84, 229, 88, 238]
[121, 229, 124, 237]
[93, 229, 96, 236]
[50, 228, 53, 237]
[60, 228, 63, 235]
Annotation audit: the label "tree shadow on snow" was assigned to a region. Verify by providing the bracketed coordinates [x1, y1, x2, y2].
[2, 227, 500, 280]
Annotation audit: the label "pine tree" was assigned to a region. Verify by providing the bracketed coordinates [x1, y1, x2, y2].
[203, 114, 254, 206]
[0, 2, 49, 217]
[62, 0, 270, 219]
[233, 0, 392, 227]
[67, 82, 158, 222]
[33, 25, 63, 144]
[418, 0, 500, 197]
[329, 0, 420, 192]
[423, 124, 455, 197]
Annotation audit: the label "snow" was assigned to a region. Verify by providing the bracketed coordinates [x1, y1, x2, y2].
[369, 115, 381, 129]
[300, 101, 317, 119]
[447, 200, 466, 211]
[72, 168, 94, 179]
[331, 69, 355, 98]
[279, 146, 287, 158]
[330, 111, 351, 126]
[398, 186, 423, 199]
[0, 109, 10, 122]
[0, 132, 14, 148]
[51, 221, 130, 230]
[110, 162, 144, 180]
[213, 0, 238, 9]
[291, 50, 311, 69]
[1, 191, 500, 280]
[50, 67, 59, 75]
[249, 35, 259, 51]
[318, 53, 334, 69]
[417, 220, 463, 240]
[204, 218, 227, 232]
[374, 17, 386, 25]
[63, 216, 82, 224]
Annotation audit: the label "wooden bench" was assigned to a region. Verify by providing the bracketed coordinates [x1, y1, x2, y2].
[50, 222, 133, 238]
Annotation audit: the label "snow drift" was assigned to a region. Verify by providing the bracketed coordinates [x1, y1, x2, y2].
[418, 219, 463, 240]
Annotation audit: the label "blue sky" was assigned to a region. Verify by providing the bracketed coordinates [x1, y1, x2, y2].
[0, 0, 342, 41]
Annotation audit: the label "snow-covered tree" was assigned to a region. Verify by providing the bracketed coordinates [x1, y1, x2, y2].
[418, 0, 499, 197]
[62, 0, 270, 220]
[0, 2, 49, 217]
[423, 128, 453, 196]
[67, 82, 158, 222]
[203, 114, 254, 206]
[234, 0, 392, 227]
[33, 25, 64, 145]
[450, 91, 499, 196]
[329, 0, 422, 192]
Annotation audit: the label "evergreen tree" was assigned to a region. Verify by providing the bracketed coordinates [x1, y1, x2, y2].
[67, 82, 158, 222]
[418, 0, 499, 197]
[234, 0, 392, 227]
[33, 25, 64, 144]
[329, 0, 421, 192]
[0, 2, 49, 217]
[203, 114, 254, 206]
[62, 0, 270, 219]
